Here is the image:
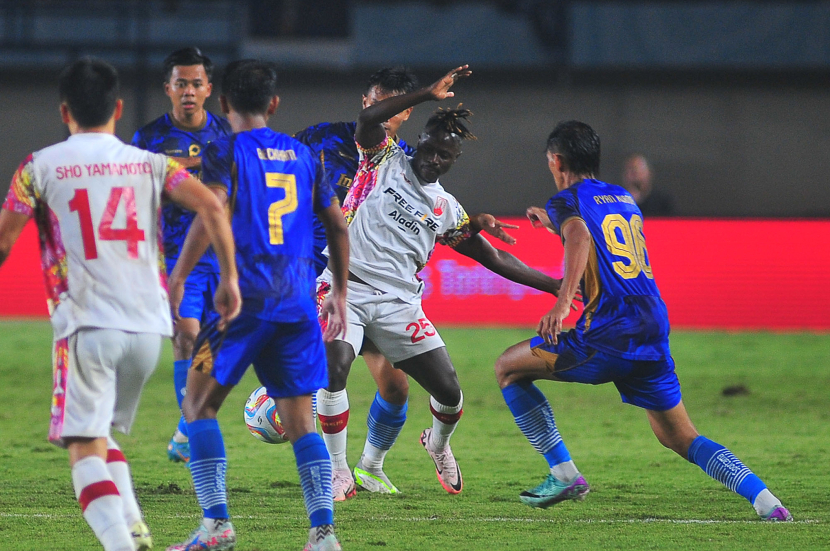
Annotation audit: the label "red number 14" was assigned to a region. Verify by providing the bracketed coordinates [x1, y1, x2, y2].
[68, 187, 146, 260]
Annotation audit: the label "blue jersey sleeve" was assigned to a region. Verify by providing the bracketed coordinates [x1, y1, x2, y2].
[546, 187, 581, 236]
[294, 127, 312, 147]
[201, 138, 234, 197]
[130, 129, 146, 149]
[400, 139, 415, 156]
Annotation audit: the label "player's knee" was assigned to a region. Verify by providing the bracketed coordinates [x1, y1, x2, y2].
[494, 352, 521, 389]
[181, 392, 217, 423]
[432, 380, 461, 408]
[653, 430, 693, 457]
[378, 379, 409, 405]
[325, 343, 354, 391]
[327, 361, 351, 391]
[174, 330, 197, 359]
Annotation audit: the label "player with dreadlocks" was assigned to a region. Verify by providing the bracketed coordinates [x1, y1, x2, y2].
[316, 65, 569, 495]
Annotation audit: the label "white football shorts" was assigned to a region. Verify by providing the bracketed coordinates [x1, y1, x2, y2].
[317, 275, 445, 364]
[49, 328, 162, 448]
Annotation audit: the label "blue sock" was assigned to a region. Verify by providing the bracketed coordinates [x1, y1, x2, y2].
[688, 435, 767, 504]
[177, 415, 188, 437]
[367, 392, 407, 452]
[187, 418, 229, 519]
[294, 433, 334, 527]
[173, 360, 190, 409]
[174, 360, 190, 437]
[502, 382, 571, 467]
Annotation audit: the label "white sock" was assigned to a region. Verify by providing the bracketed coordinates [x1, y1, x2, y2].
[428, 392, 463, 451]
[317, 388, 350, 470]
[753, 488, 782, 516]
[361, 441, 387, 471]
[172, 430, 188, 443]
[72, 456, 133, 551]
[550, 460, 580, 483]
[106, 437, 142, 527]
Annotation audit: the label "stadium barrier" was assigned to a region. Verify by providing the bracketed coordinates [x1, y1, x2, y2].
[2, 218, 828, 330]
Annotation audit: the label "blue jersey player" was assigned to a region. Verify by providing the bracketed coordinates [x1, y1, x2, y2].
[294, 67, 417, 277]
[166, 60, 349, 551]
[131, 47, 232, 464]
[494, 120, 791, 521]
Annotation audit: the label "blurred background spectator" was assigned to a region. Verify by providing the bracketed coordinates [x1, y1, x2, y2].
[621, 154, 675, 217]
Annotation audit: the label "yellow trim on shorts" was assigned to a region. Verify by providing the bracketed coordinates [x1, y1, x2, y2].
[192, 340, 214, 376]
[531, 345, 560, 373]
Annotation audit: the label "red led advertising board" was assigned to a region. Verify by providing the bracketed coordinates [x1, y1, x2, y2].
[1, 219, 828, 330]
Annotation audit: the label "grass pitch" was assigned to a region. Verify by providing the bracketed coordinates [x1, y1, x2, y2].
[0, 322, 828, 550]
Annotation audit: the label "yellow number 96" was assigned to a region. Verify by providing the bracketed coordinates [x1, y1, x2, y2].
[601, 213, 653, 279]
[266, 172, 298, 245]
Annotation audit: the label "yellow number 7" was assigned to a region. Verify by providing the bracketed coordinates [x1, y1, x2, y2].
[266, 172, 298, 245]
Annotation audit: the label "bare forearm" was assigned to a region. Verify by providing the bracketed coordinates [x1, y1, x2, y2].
[557, 226, 591, 306]
[198, 203, 237, 282]
[358, 89, 433, 130]
[169, 215, 211, 286]
[0, 210, 31, 270]
[454, 234, 558, 294]
[320, 204, 349, 295]
[326, 226, 349, 296]
[481, 249, 560, 295]
[356, 89, 433, 147]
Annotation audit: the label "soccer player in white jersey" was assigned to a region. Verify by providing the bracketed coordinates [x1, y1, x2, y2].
[299, 67, 518, 502]
[0, 58, 240, 551]
[317, 65, 567, 495]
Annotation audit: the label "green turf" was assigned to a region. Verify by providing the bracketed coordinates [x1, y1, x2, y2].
[0, 322, 827, 550]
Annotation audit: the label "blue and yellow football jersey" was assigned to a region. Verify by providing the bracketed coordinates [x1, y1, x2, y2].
[546, 179, 670, 361]
[131, 112, 232, 273]
[201, 128, 335, 323]
[294, 121, 413, 274]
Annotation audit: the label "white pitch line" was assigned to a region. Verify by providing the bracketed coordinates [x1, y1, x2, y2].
[0, 512, 819, 524]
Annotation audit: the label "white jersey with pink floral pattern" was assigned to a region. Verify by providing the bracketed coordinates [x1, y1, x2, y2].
[3, 133, 189, 338]
[339, 136, 472, 304]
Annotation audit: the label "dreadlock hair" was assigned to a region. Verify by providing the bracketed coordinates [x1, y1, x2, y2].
[425, 105, 477, 141]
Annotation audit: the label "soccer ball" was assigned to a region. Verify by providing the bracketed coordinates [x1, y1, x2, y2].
[244, 387, 289, 444]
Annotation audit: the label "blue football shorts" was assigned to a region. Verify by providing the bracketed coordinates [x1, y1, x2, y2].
[191, 312, 328, 399]
[529, 330, 682, 411]
[166, 262, 218, 324]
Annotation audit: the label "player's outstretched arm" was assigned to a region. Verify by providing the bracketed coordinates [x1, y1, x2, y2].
[167, 177, 240, 328]
[452, 233, 561, 295]
[0, 210, 30, 267]
[355, 65, 472, 149]
[170, 156, 202, 169]
[537, 219, 591, 345]
[470, 213, 518, 245]
[526, 206, 558, 235]
[318, 202, 349, 342]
